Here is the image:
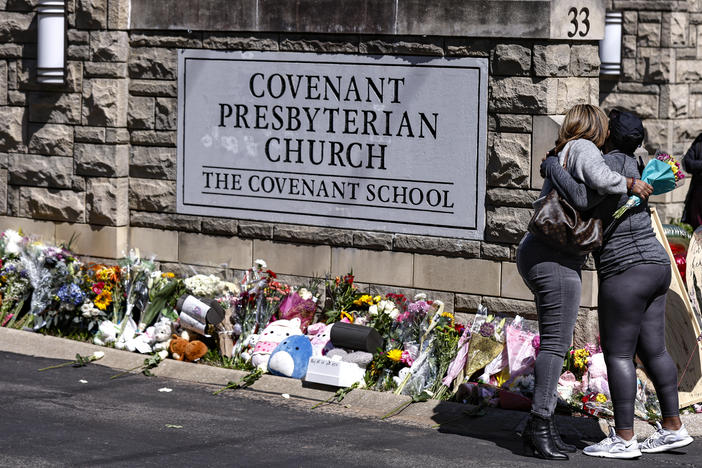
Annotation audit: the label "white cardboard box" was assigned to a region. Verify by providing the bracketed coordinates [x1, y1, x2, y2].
[304, 356, 365, 388]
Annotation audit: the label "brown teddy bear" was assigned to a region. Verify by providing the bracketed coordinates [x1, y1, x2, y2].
[168, 331, 208, 362]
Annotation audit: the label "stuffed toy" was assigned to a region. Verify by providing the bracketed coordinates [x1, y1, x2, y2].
[126, 325, 157, 354]
[326, 348, 373, 368]
[306, 322, 334, 357]
[268, 335, 313, 379]
[152, 317, 173, 352]
[168, 331, 208, 362]
[250, 318, 303, 370]
[93, 320, 120, 346]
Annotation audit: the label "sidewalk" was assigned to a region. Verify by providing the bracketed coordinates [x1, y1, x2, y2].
[1, 327, 698, 441]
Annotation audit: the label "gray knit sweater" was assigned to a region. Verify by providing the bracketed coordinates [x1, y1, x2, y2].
[542, 149, 669, 279]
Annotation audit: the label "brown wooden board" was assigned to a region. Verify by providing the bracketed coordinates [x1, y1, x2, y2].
[688, 226, 702, 322]
[650, 208, 702, 408]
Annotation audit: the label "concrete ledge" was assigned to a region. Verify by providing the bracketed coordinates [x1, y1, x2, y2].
[3, 327, 700, 440]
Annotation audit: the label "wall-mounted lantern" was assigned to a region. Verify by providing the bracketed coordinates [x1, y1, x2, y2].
[599, 11, 622, 76]
[36, 0, 66, 84]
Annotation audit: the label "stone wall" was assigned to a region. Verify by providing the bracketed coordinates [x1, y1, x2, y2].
[601, 0, 702, 222]
[0, 0, 604, 343]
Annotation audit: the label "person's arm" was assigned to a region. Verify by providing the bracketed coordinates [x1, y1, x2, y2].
[541, 157, 605, 210]
[567, 140, 652, 198]
[683, 139, 702, 174]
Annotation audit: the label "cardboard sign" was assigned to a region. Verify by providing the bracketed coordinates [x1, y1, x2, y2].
[650, 208, 702, 408]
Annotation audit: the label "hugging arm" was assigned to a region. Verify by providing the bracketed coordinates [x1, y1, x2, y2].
[541, 157, 605, 211]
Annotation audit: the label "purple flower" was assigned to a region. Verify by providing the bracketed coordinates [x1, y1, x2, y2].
[479, 322, 494, 337]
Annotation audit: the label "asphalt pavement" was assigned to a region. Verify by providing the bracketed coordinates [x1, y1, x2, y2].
[1, 351, 701, 467]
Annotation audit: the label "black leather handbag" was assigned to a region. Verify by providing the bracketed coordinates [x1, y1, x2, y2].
[528, 150, 604, 256]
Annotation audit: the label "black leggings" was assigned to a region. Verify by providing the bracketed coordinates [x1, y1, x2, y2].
[598, 263, 678, 430]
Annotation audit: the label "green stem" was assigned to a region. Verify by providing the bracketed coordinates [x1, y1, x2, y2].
[38, 360, 77, 371]
[110, 364, 144, 380]
[381, 399, 413, 419]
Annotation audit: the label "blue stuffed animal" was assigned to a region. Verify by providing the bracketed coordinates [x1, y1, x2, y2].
[267, 335, 313, 379]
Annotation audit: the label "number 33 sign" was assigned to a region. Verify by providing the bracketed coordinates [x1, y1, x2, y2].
[550, 1, 604, 41]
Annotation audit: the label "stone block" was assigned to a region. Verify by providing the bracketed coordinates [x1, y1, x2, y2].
[622, 34, 637, 58]
[492, 44, 531, 76]
[8, 154, 73, 188]
[0, 215, 55, 240]
[0, 44, 23, 59]
[86, 177, 128, 226]
[84, 62, 128, 78]
[19, 187, 85, 223]
[492, 114, 532, 133]
[489, 76, 549, 114]
[155, 97, 177, 131]
[107, 0, 130, 29]
[130, 146, 175, 179]
[0, 61, 6, 106]
[130, 130, 176, 146]
[486, 132, 531, 188]
[621, 58, 638, 81]
[131, 211, 201, 232]
[445, 38, 492, 57]
[600, 92, 660, 119]
[129, 48, 176, 80]
[129, 32, 202, 48]
[74, 143, 128, 177]
[636, 47, 674, 82]
[642, 119, 672, 153]
[0, 169, 6, 215]
[82, 78, 128, 127]
[256, 240, 330, 277]
[393, 234, 480, 258]
[129, 178, 176, 212]
[639, 11, 663, 22]
[90, 31, 128, 61]
[622, 11, 638, 35]
[486, 187, 539, 208]
[481, 242, 512, 261]
[128, 96, 155, 129]
[569, 45, 600, 77]
[129, 227, 178, 262]
[500, 262, 531, 300]
[0, 12, 33, 42]
[179, 232, 251, 269]
[573, 308, 599, 350]
[76, 0, 107, 29]
[281, 35, 359, 54]
[485, 206, 532, 243]
[55, 223, 127, 258]
[351, 231, 392, 250]
[554, 77, 596, 114]
[202, 34, 279, 51]
[129, 79, 177, 97]
[68, 30, 90, 45]
[28, 92, 81, 124]
[74, 126, 105, 143]
[580, 270, 598, 308]
[413, 254, 500, 296]
[359, 37, 444, 56]
[532, 44, 570, 77]
[660, 84, 689, 118]
[480, 296, 537, 319]
[27, 123, 73, 156]
[691, 88, 702, 117]
[105, 128, 129, 144]
[454, 293, 482, 312]
[200, 218, 237, 236]
[662, 12, 689, 47]
[273, 224, 354, 246]
[331, 247, 411, 286]
[637, 21, 662, 47]
[677, 59, 702, 82]
[0, 106, 24, 151]
[531, 115, 564, 189]
[237, 221, 273, 239]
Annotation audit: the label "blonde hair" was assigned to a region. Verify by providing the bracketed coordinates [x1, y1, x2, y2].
[555, 104, 609, 153]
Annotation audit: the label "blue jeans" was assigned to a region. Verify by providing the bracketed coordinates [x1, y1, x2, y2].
[517, 234, 584, 418]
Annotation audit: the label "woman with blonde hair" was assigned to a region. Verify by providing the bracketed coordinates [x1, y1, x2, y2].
[517, 104, 653, 460]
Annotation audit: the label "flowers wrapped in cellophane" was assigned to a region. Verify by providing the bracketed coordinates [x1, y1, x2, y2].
[613, 151, 686, 219]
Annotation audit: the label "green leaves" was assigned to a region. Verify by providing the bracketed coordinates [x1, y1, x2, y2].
[110, 353, 163, 380]
[212, 368, 264, 395]
[37, 351, 105, 372]
[311, 382, 359, 409]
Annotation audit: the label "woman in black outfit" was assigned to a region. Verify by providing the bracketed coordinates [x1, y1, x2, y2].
[682, 133, 702, 230]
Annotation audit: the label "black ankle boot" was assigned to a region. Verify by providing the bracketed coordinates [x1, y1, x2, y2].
[549, 417, 577, 453]
[522, 414, 569, 460]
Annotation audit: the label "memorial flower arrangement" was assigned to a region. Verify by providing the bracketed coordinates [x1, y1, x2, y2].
[2, 228, 690, 423]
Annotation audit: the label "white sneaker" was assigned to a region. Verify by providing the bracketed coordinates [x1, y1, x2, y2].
[640, 422, 693, 453]
[583, 427, 642, 459]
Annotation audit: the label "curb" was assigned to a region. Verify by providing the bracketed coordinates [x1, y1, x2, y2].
[2, 327, 696, 440]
